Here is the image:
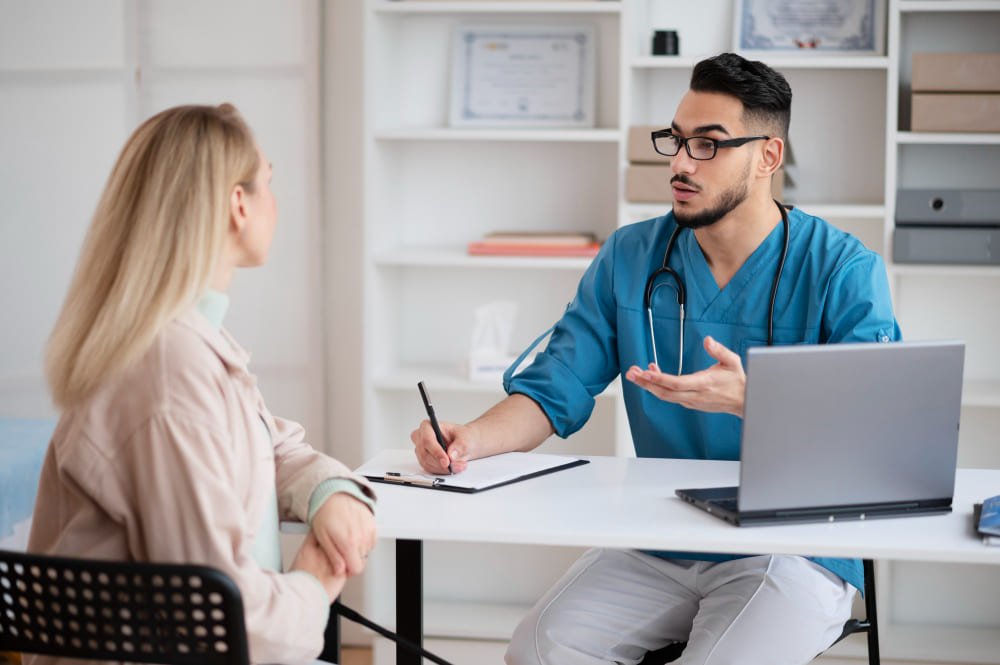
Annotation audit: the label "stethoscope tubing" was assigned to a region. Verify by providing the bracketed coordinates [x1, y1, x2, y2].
[645, 199, 790, 374]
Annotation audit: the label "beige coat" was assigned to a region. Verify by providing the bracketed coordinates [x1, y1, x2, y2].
[28, 308, 375, 664]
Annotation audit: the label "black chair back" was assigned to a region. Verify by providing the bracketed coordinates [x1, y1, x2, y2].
[0, 550, 250, 665]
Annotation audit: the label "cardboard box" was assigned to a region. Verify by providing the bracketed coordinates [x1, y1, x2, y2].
[627, 125, 672, 164]
[911, 93, 1000, 132]
[626, 165, 785, 203]
[912, 53, 1000, 92]
[625, 164, 672, 202]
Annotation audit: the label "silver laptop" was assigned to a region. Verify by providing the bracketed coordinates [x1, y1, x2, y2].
[676, 340, 965, 526]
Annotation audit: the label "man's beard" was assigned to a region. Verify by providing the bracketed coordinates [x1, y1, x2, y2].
[672, 167, 751, 230]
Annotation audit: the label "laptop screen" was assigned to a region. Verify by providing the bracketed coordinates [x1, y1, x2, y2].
[737, 341, 964, 513]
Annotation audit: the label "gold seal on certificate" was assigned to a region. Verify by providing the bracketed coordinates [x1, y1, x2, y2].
[449, 25, 596, 128]
[735, 0, 886, 56]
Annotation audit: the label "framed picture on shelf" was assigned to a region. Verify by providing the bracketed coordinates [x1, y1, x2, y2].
[449, 24, 596, 128]
[734, 0, 886, 56]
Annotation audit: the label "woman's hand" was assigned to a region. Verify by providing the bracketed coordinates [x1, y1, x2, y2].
[310, 492, 377, 577]
[290, 531, 346, 602]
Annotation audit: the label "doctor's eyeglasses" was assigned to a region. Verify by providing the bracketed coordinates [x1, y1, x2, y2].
[651, 130, 770, 161]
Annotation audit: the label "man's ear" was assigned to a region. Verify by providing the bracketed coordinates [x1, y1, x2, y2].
[229, 184, 248, 235]
[759, 136, 784, 177]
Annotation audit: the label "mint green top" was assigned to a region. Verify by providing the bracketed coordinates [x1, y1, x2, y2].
[197, 291, 374, 572]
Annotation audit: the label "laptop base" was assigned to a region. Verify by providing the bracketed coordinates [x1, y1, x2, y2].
[676, 486, 953, 527]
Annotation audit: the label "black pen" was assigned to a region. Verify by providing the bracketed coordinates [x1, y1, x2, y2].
[417, 381, 452, 474]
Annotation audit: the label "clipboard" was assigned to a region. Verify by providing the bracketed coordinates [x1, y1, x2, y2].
[357, 449, 589, 494]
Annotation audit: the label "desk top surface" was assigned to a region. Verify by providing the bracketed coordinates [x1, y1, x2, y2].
[364, 452, 1000, 565]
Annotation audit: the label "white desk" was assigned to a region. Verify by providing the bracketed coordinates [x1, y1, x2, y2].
[359, 454, 1000, 665]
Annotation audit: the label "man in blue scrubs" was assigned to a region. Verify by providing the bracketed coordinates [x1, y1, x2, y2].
[411, 53, 900, 665]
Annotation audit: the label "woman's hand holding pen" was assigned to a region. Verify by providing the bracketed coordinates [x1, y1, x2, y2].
[410, 420, 479, 475]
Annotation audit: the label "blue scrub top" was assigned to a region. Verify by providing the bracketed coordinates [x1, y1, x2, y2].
[504, 207, 902, 593]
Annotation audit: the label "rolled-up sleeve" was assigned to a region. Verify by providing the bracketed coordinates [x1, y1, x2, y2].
[823, 250, 902, 344]
[506, 233, 621, 437]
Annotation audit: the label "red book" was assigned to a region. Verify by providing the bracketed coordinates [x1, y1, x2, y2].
[467, 241, 602, 257]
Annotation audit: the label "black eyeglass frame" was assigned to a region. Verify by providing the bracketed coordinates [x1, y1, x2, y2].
[650, 129, 771, 161]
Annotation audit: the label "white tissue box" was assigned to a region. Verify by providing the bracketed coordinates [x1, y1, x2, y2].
[467, 351, 520, 383]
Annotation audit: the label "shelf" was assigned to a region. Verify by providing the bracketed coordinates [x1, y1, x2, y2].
[891, 264, 1000, 278]
[790, 203, 886, 219]
[373, 127, 620, 143]
[374, 246, 597, 270]
[632, 55, 890, 70]
[622, 203, 885, 220]
[963, 380, 1000, 408]
[898, 0, 1000, 12]
[424, 600, 527, 640]
[373, 1, 622, 13]
[896, 131, 1000, 145]
[373, 365, 622, 397]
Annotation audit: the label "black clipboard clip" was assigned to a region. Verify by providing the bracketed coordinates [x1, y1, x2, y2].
[383, 472, 444, 488]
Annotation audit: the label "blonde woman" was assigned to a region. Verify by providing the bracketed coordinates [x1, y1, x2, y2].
[30, 104, 376, 664]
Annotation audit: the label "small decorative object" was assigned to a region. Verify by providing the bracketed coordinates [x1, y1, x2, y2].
[652, 30, 679, 56]
[449, 24, 596, 128]
[735, 0, 886, 56]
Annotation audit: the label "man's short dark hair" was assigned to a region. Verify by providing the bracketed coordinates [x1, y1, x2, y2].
[690, 53, 792, 140]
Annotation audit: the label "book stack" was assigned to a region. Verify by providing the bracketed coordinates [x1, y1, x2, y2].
[467, 231, 602, 257]
[911, 52, 1000, 132]
[974, 495, 1000, 546]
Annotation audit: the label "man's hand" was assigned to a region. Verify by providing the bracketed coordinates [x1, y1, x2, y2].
[410, 420, 480, 474]
[310, 492, 377, 578]
[625, 336, 747, 417]
[290, 531, 347, 602]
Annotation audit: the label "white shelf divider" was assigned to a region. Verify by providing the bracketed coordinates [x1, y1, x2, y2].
[896, 131, 1000, 146]
[374, 1, 622, 14]
[963, 380, 1000, 408]
[374, 246, 598, 271]
[898, 0, 1000, 12]
[374, 364, 623, 397]
[373, 127, 621, 143]
[892, 264, 1000, 278]
[632, 55, 890, 70]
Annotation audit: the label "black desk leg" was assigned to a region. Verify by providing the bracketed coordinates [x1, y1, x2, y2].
[397, 539, 423, 665]
[863, 559, 881, 665]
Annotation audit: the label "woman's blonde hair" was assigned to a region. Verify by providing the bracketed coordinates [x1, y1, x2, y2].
[46, 103, 259, 409]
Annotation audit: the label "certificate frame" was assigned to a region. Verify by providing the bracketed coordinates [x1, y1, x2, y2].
[734, 0, 886, 56]
[449, 24, 596, 128]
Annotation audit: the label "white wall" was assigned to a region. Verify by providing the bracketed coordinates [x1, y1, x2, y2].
[0, 0, 327, 449]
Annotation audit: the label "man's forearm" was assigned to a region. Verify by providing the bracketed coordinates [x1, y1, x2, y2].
[467, 393, 555, 457]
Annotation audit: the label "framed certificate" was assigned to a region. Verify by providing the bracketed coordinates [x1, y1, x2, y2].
[449, 24, 596, 128]
[734, 0, 886, 56]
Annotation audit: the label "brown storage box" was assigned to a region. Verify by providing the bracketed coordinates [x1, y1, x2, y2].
[625, 164, 672, 202]
[912, 53, 1000, 92]
[625, 165, 784, 203]
[911, 93, 1000, 132]
[627, 125, 672, 164]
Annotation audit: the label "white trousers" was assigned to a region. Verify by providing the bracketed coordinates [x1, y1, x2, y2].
[505, 549, 856, 665]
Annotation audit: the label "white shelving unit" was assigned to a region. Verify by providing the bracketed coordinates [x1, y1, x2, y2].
[359, 1, 1000, 662]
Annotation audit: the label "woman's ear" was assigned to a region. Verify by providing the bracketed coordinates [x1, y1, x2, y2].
[229, 184, 248, 235]
[759, 137, 784, 177]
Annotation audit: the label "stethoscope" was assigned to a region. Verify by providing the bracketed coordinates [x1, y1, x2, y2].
[644, 199, 791, 375]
